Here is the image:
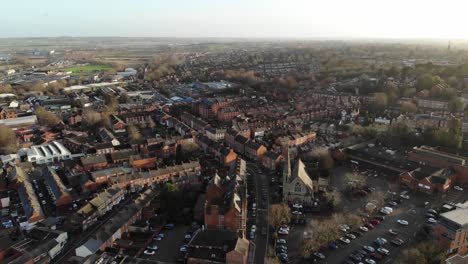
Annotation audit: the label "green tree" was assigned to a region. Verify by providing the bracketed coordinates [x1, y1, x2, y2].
[165, 182, 179, 193]
[373, 92, 388, 108]
[416, 73, 435, 91]
[449, 97, 464, 113]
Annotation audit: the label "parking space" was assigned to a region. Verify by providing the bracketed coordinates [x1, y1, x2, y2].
[139, 225, 190, 262]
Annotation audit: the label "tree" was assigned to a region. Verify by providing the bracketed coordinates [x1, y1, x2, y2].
[373, 92, 388, 107]
[265, 257, 281, 264]
[416, 73, 435, 91]
[344, 172, 366, 190]
[165, 182, 179, 193]
[0, 126, 18, 154]
[81, 108, 102, 127]
[401, 101, 418, 113]
[397, 241, 446, 264]
[324, 190, 342, 209]
[31, 80, 45, 92]
[449, 97, 464, 113]
[308, 146, 334, 171]
[367, 191, 386, 208]
[35, 106, 61, 126]
[181, 142, 200, 154]
[128, 125, 142, 142]
[268, 203, 291, 230]
[0, 84, 13, 93]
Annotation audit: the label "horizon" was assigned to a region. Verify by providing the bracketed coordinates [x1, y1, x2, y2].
[2, 0, 468, 39]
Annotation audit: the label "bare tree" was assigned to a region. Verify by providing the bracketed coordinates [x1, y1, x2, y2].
[268, 203, 291, 230]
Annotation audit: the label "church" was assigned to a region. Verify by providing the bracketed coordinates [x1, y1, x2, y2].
[282, 150, 315, 205]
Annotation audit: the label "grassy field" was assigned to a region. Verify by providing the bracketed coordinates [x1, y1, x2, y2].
[62, 64, 112, 76]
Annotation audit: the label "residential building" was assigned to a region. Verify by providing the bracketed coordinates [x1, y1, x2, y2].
[244, 141, 267, 161]
[399, 167, 455, 194]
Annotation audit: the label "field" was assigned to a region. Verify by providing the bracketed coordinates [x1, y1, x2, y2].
[62, 64, 112, 76]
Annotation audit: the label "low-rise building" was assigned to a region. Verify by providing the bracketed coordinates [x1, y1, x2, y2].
[433, 207, 468, 256]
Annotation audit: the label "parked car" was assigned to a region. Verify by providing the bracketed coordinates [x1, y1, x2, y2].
[377, 247, 390, 256]
[293, 203, 303, 209]
[391, 238, 404, 246]
[164, 223, 175, 230]
[397, 219, 409, 225]
[352, 231, 362, 237]
[147, 244, 158, 250]
[350, 254, 362, 262]
[312, 252, 325, 260]
[427, 209, 438, 215]
[400, 194, 410, 200]
[250, 231, 255, 240]
[276, 239, 287, 244]
[339, 237, 351, 244]
[369, 252, 383, 260]
[359, 226, 369, 232]
[365, 223, 375, 229]
[387, 201, 397, 206]
[365, 258, 376, 264]
[278, 229, 289, 235]
[251, 225, 257, 232]
[374, 216, 385, 221]
[388, 229, 398, 235]
[380, 207, 393, 215]
[154, 234, 164, 241]
[179, 245, 188, 252]
[454, 186, 463, 191]
[427, 218, 437, 224]
[144, 249, 156, 255]
[292, 210, 303, 215]
[345, 233, 356, 240]
[363, 245, 375, 253]
[329, 242, 339, 250]
[370, 219, 380, 225]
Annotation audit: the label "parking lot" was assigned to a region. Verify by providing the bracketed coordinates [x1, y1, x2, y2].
[139, 225, 189, 262]
[280, 166, 449, 264]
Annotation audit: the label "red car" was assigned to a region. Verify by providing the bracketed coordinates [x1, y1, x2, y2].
[370, 219, 380, 225]
[369, 252, 383, 260]
[365, 223, 375, 229]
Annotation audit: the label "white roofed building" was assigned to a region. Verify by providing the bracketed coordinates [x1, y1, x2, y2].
[27, 141, 72, 164]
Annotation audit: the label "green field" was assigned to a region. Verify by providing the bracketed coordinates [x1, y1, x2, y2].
[62, 64, 112, 76]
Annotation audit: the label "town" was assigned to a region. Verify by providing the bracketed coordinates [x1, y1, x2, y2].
[0, 36, 467, 264]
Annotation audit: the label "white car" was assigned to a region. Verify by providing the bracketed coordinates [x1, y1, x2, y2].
[251, 225, 257, 232]
[365, 259, 376, 264]
[400, 194, 410, 200]
[277, 239, 287, 244]
[359, 226, 369, 232]
[278, 228, 289, 235]
[293, 203, 303, 209]
[292, 211, 302, 215]
[428, 218, 437, 224]
[454, 186, 463, 191]
[397, 219, 409, 225]
[377, 247, 390, 255]
[339, 237, 350, 244]
[250, 231, 255, 240]
[380, 207, 393, 215]
[147, 244, 158, 250]
[143, 249, 156, 255]
[179, 245, 188, 252]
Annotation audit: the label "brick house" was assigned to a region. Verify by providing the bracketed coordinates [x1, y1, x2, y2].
[110, 115, 126, 133]
[244, 141, 267, 161]
[80, 154, 108, 171]
[262, 151, 283, 170]
[399, 167, 455, 194]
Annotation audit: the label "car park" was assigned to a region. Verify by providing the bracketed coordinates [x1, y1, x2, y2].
[397, 219, 409, 225]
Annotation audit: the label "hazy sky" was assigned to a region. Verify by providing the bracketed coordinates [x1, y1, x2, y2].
[2, 0, 468, 39]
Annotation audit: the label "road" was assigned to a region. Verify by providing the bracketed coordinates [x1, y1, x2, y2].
[247, 162, 270, 264]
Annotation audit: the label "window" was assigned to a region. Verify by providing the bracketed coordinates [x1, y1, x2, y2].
[294, 182, 302, 193]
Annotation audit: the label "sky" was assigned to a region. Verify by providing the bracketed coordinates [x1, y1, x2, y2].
[1, 0, 468, 39]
